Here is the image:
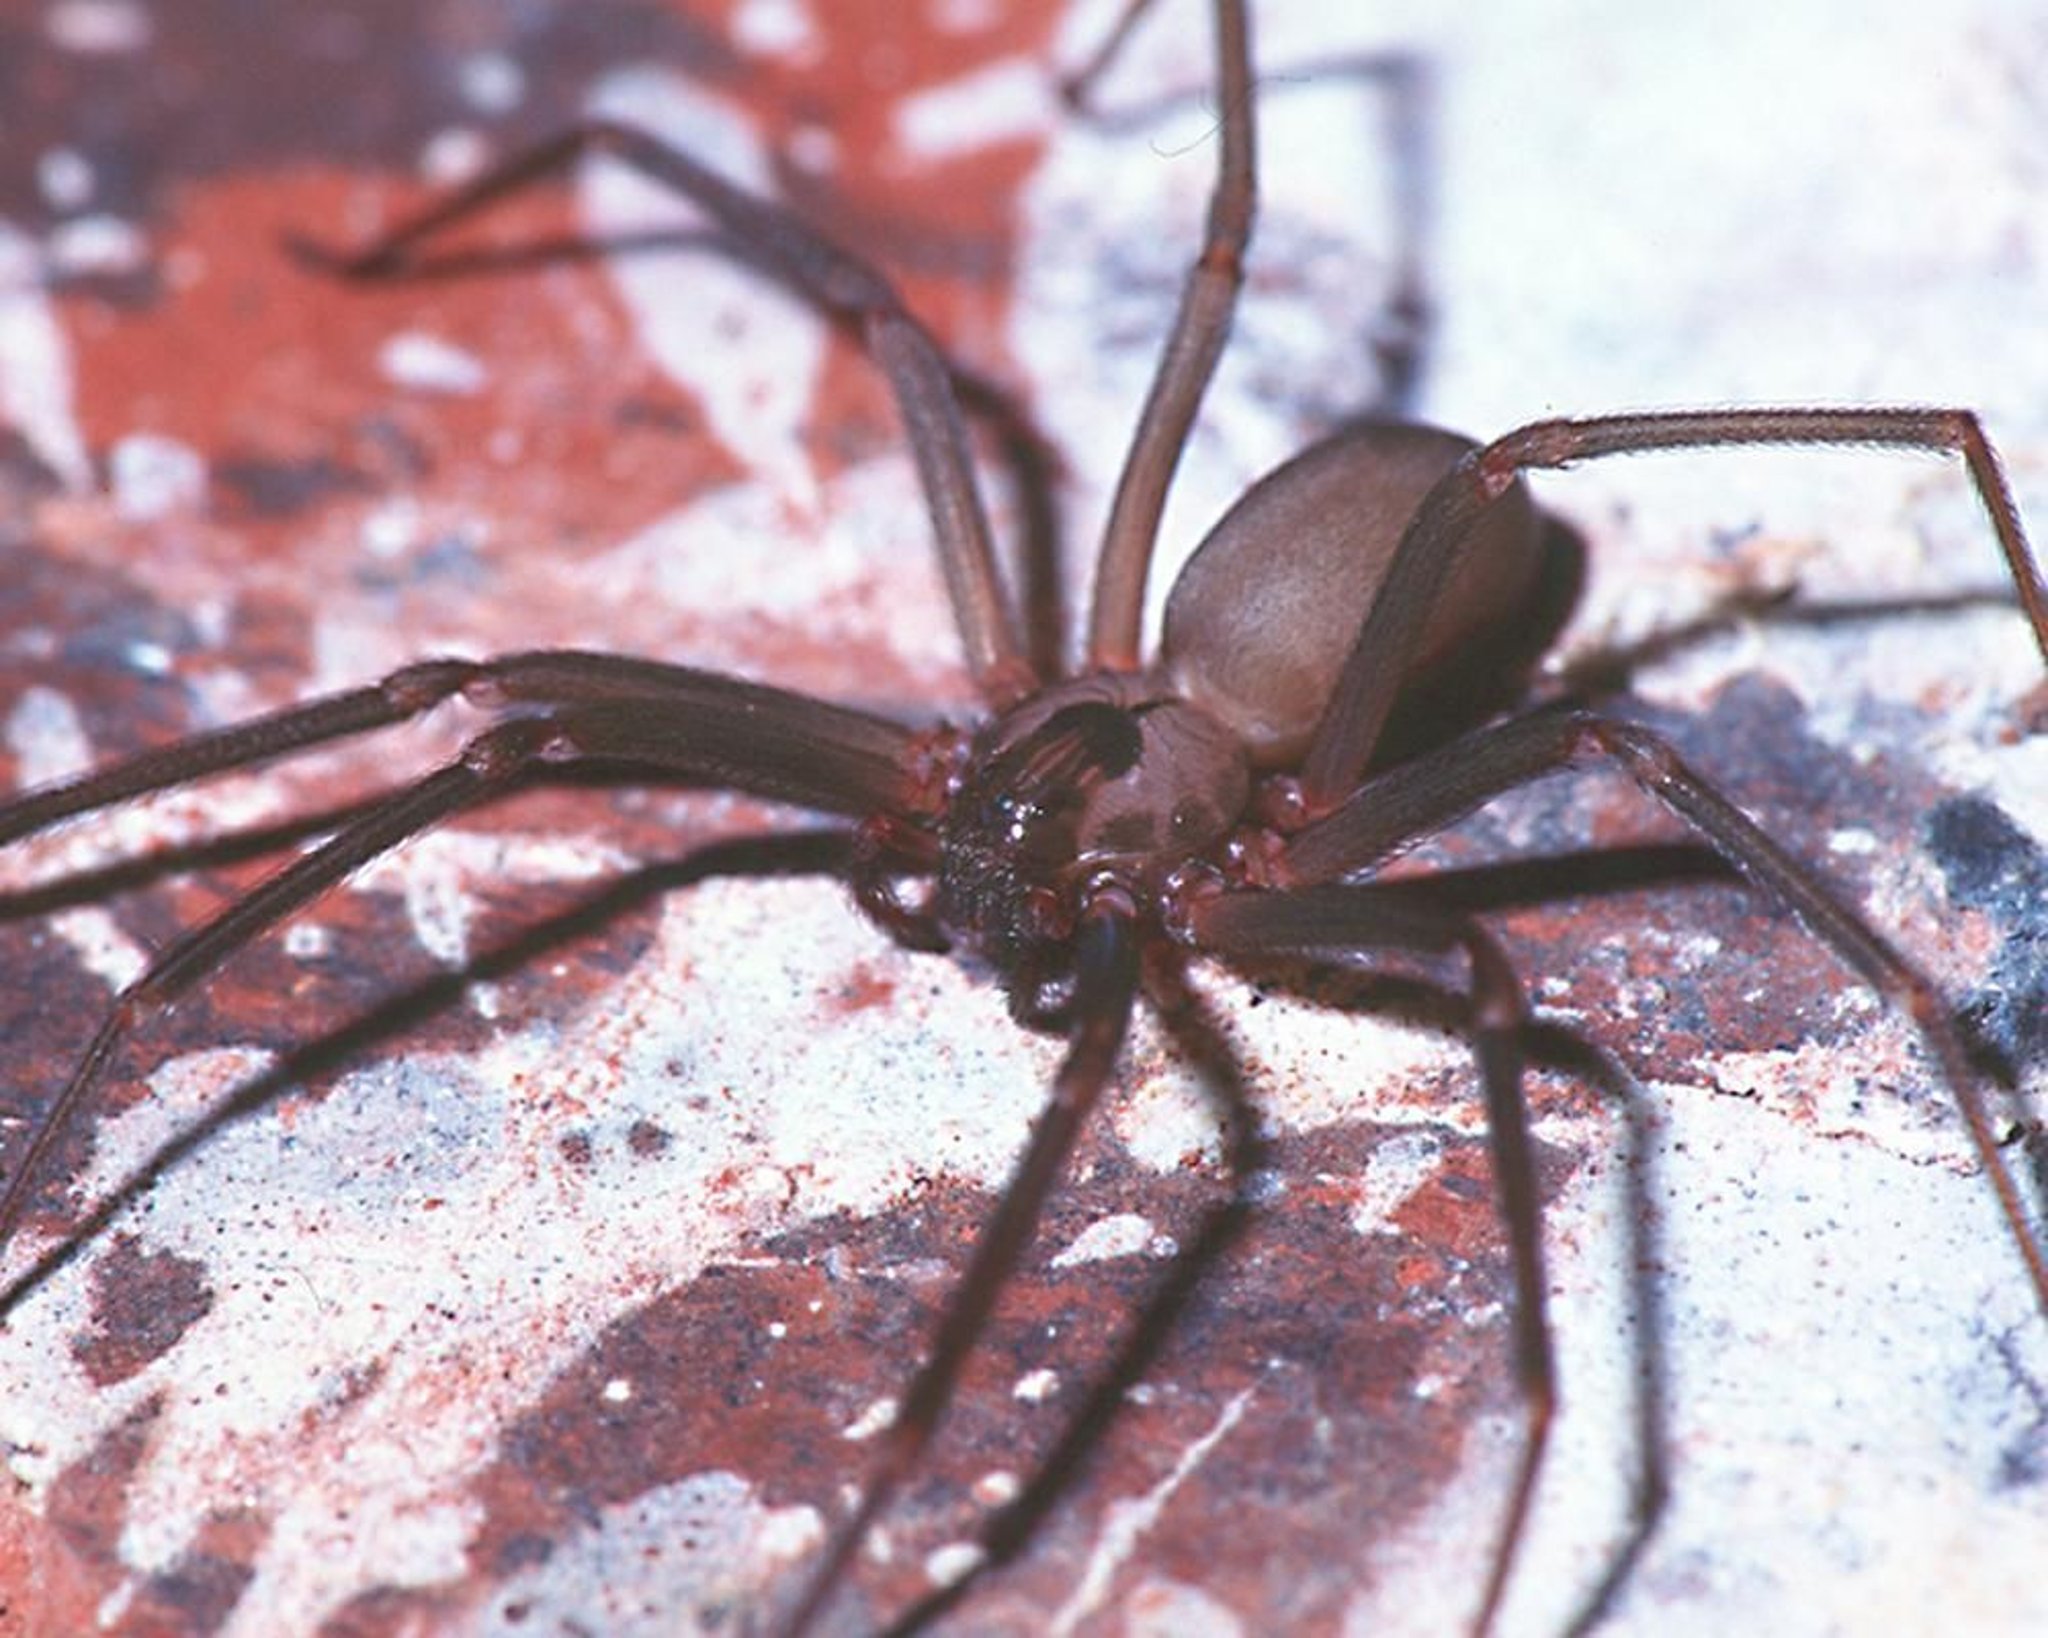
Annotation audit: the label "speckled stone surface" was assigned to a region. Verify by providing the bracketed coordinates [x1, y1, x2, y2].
[1, 2, 2044, 1635]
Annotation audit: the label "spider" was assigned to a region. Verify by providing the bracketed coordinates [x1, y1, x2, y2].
[2, 0, 2045, 1633]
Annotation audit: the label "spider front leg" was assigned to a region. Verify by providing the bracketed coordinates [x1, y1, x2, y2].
[290, 118, 1033, 705]
[1084, 0, 1255, 671]
[874, 945, 1269, 1635]
[0, 653, 917, 1264]
[1302, 406, 2048, 807]
[768, 895, 1142, 1638]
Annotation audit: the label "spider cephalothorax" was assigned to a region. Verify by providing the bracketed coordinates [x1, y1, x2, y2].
[934, 681, 1243, 990]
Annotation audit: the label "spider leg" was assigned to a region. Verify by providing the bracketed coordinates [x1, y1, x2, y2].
[1284, 705, 2048, 1315]
[0, 659, 468, 847]
[289, 126, 1030, 704]
[877, 946, 1266, 1633]
[770, 895, 1141, 1638]
[1188, 884, 1546, 1636]
[1302, 407, 2048, 808]
[1056, 0, 1159, 108]
[1086, 0, 1255, 670]
[0, 667, 919, 1256]
[0, 648, 915, 848]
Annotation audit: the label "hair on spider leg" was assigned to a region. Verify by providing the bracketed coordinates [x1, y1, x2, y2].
[3, 0, 2047, 1634]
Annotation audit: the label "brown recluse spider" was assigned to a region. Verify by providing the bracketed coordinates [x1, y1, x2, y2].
[3, 0, 2047, 1631]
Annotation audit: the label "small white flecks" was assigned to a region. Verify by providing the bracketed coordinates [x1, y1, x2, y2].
[1050, 1211, 1156, 1268]
[931, 0, 1005, 32]
[389, 834, 476, 968]
[419, 126, 489, 187]
[766, 1320, 787, 1339]
[188, 598, 231, 649]
[1012, 1367, 1058, 1404]
[894, 58, 1054, 165]
[47, 905, 147, 993]
[47, 213, 148, 277]
[3, 1434, 54, 1490]
[123, 638, 173, 675]
[601, 1377, 633, 1404]
[731, 0, 815, 59]
[457, 51, 526, 117]
[1412, 1372, 1445, 1402]
[378, 330, 489, 396]
[842, 1396, 898, 1441]
[1348, 1129, 1446, 1237]
[786, 123, 838, 176]
[923, 1539, 986, 1590]
[44, 0, 152, 53]
[1678, 933, 1724, 966]
[1108, 1067, 1227, 1174]
[1243, 1169, 1285, 1206]
[0, 219, 93, 490]
[360, 496, 421, 558]
[728, 1166, 796, 1216]
[37, 148, 93, 211]
[759, 1497, 827, 1562]
[282, 922, 331, 960]
[971, 1469, 1020, 1506]
[109, 432, 206, 521]
[5, 684, 92, 789]
[1049, 1385, 1258, 1635]
[1828, 826, 1879, 856]
[92, 1583, 133, 1630]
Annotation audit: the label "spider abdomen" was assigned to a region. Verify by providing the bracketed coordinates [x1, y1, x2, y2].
[1161, 420, 1545, 766]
